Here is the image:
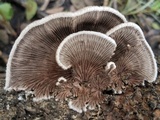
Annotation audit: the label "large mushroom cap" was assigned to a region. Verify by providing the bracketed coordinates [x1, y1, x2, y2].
[5, 6, 126, 100]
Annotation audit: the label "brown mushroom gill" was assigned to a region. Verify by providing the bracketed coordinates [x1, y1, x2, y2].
[5, 6, 157, 113]
[5, 6, 126, 99]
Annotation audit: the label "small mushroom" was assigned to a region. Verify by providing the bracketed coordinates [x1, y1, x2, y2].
[56, 31, 116, 112]
[4, 6, 157, 113]
[56, 31, 116, 70]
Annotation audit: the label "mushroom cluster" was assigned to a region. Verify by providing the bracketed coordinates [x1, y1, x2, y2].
[5, 6, 157, 113]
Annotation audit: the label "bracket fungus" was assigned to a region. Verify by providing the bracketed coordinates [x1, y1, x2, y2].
[5, 6, 157, 113]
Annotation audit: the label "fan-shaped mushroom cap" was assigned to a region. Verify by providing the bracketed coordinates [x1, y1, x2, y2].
[5, 6, 125, 100]
[56, 31, 116, 70]
[106, 22, 157, 82]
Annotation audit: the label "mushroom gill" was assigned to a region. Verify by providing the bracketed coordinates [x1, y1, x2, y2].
[4, 6, 157, 113]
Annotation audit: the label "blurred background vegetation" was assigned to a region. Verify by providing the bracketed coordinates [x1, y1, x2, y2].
[0, 0, 160, 73]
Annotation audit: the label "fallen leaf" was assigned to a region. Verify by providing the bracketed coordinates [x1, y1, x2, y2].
[46, 7, 64, 14]
[152, 22, 160, 30]
[25, 0, 37, 21]
[70, 0, 86, 10]
[0, 3, 14, 21]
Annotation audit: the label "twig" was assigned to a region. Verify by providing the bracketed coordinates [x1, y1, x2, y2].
[150, 14, 160, 24]
[0, 21, 17, 36]
[103, 0, 109, 6]
[113, 0, 117, 10]
[40, 0, 50, 11]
